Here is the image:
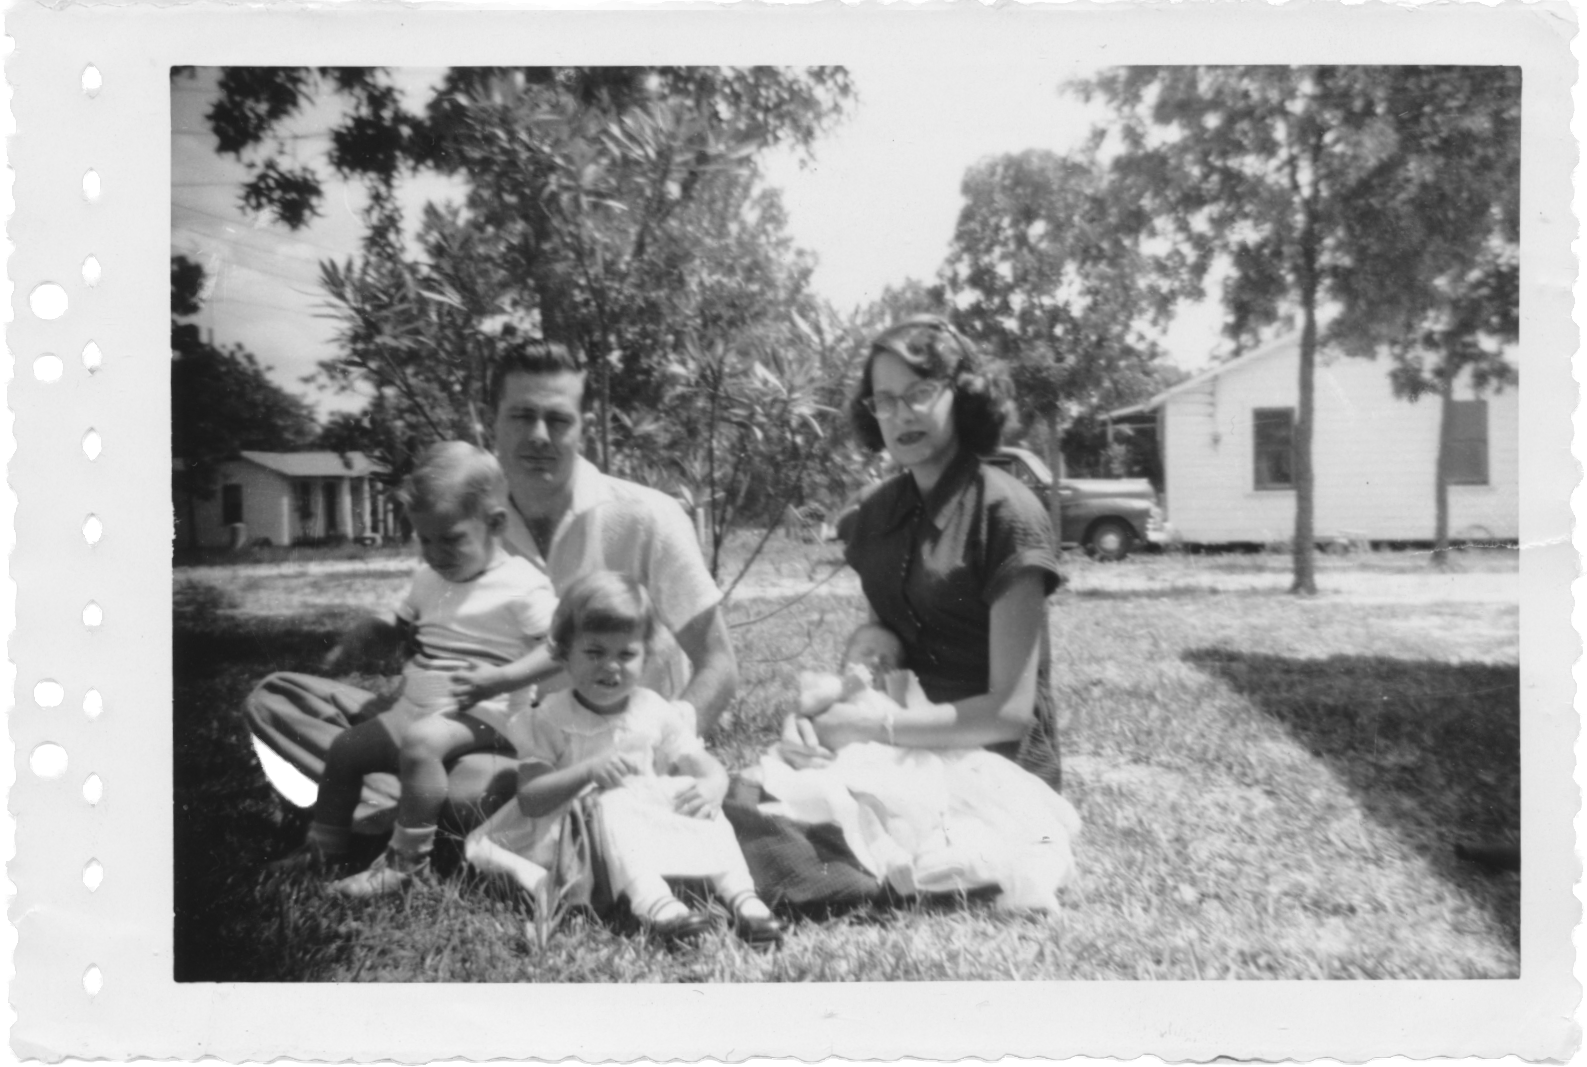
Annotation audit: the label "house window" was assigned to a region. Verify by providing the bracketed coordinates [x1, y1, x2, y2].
[1253, 407, 1295, 490]
[1445, 399, 1489, 486]
[296, 482, 314, 523]
[221, 484, 243, 525]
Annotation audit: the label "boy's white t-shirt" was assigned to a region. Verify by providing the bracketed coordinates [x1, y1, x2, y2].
[395, 553, 557, 676]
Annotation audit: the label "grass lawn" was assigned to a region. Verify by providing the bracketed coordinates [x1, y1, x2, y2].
[173, 540, 1519, 981]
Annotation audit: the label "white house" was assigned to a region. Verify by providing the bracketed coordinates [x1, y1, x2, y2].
[1108, 334, 1518, 545]
[177, 451, 388, 550]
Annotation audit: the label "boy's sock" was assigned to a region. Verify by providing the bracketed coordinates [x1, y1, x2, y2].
[304, 821, 351, 860]
[389, 823, 437, 866]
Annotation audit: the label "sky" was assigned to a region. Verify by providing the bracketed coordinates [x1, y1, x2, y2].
[172, 64, 1227, 419]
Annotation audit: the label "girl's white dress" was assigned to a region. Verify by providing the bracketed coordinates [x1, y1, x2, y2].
[464, 687, 752, 898]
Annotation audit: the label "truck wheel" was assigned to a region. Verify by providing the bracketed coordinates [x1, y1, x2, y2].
[1086, 519, 1135, 562]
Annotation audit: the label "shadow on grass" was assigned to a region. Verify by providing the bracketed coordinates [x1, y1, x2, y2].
[1183, 648, 1520, 947]
[173, 598, 357, 981]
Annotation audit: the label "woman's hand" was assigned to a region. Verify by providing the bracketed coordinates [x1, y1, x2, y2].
[811, 687, 902, 751]
[777, 712, 835, 769]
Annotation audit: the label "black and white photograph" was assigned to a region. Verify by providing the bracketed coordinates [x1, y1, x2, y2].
[171, 59, 1526, 982]
[9, 4, 1579, 1060]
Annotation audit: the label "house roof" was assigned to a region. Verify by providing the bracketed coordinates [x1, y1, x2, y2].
[236, 451, 385, 478]
[1108, 332, 1519, 421]
[1108, 332, 1300, 420]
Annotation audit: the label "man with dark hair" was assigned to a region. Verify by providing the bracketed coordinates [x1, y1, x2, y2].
[246, 338, 738, 838]
[488, 339, 737, 731]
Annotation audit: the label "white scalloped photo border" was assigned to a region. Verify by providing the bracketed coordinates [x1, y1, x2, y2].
[5, 3, 1580, 1062]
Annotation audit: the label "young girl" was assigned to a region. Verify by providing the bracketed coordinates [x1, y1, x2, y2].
[474, 571, 783, 946]
[272, 442, 559, 894]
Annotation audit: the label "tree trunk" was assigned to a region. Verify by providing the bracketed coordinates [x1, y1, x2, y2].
[597, 354, 612, 473]
[1044, 409, 1067, 553]
[704, 359, 722, 581]
[466, 339, 486, 449]
[1431, 372, 1454, 568]
[1290, 230, 1320, 596]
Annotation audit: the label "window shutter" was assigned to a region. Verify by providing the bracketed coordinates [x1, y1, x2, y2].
[1445, 400, 1489, 486]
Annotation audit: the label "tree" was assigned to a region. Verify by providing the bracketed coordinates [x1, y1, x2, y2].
[622, 333, 837, 588]
[316, 201, 522, 450]
[316, 401, 415, 475]
[847, 278, 950, 336]
[1079, 67, 1434, 594]
[1325, 67, 1520, 566]
[188, 66, 861, 586]
[940, 148, 1191, 541]
[604, 175, 851, 584]
[171, 254, 319, 543]
[190, 66, 854, 471]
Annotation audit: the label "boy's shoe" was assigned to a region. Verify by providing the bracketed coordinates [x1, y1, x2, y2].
[329, 848, 431, 898]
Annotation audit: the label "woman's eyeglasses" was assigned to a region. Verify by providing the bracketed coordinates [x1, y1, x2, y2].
[862, 377, 947, 419]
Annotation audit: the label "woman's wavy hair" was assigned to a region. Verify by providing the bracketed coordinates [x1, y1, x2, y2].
[850, 315, 1011, 457]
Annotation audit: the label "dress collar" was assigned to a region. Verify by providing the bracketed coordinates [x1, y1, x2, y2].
[880, 448, 980, 534]
[922, 448, 980, 530]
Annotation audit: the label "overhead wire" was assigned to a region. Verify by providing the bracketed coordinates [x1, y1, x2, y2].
[189, 259, 325, 291]
[173, 130, 333, 140]
[172, 229, 329, 275]
[171, 201, 354, 257]
[196, 294, 322, 316]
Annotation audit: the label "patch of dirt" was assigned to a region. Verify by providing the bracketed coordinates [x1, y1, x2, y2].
[1066, 568, 1516, 605]
[726, 565, 1517, 609]
[180, 557, 416, 580]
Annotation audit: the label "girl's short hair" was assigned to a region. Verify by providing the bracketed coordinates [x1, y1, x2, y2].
[398, 441, 509, 520]
[849, 315, 1012, 457]
[550, 571, 657, 659]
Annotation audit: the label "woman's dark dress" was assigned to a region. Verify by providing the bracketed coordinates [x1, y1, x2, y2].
[843, 449, 1064, 790]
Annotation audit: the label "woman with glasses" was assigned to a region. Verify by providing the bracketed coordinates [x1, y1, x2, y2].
[783, 316, 1064, 790]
